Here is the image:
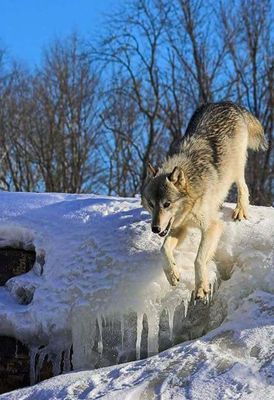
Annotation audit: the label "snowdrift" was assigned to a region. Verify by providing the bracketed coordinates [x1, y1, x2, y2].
[0, 192, 273, 399]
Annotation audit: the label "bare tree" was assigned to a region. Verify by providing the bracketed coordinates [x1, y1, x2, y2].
[95, 0, 171, 187]
[94, 0, 273, 201]
[100, 74, 146, 196]
[0, 1, 272, 204]
[0, 61, 40, 191]
[0, 35, 103, 193]
[220, 0, 273, 204]
[30, 33, 102, 193]
[166, 0, 228, 105]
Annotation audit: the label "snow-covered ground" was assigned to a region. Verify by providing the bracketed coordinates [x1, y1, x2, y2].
[0, 192, 273, 399]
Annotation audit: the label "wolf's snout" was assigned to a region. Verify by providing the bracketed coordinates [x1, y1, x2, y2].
[152, 226, 161, 234]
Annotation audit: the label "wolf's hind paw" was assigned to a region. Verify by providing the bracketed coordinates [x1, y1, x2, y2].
[232, 206, 248, 221]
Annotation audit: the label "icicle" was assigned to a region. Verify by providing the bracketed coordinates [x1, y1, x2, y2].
[136, 313, 143, 360]
[97, 313, 103, 355]
[121, 314, 124, 350]
[210, 280, 215, 302]
[52, 353, 62, 376]
[101, 314, 106, 326]
[72, 302, 97, 370]
[184, 298, 189, 318]
[29, 347, 37, 385]
[63, 348, 71, 373]
[147, 310, 160, 356]
[36, 350, 47, 380]
[167, 307, 175, 341]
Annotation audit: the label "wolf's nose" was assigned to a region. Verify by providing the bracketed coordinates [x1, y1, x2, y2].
[152, 226, 161, 234]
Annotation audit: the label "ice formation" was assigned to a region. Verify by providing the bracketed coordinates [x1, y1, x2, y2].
[0, 192, 273, 399]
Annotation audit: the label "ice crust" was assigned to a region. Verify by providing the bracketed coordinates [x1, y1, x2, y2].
[0, 192, 273, 399]
[0, 193, 216, 361]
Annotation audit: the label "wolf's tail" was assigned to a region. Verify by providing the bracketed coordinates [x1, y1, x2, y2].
[242, 109, 268, 151]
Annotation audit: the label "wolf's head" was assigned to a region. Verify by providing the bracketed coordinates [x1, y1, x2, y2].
[141, 164, 187, 237]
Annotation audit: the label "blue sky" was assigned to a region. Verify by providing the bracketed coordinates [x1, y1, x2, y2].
[0, 0, 123, 67]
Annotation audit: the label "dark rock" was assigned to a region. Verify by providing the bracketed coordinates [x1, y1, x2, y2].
[0, 248, 36, 286]
[0, 336, 57, 395]
[0, 336, 30, 394]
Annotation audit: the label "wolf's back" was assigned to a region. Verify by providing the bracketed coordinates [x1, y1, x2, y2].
[184, 102, 267, 152]
[240, 108, 268, 151]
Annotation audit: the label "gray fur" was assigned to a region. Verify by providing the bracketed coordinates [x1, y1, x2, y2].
[141, 101, 266, 299]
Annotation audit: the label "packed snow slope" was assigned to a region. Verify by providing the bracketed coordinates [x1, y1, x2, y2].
[0, 192, 273, 399]
[0, 192, 217, 359]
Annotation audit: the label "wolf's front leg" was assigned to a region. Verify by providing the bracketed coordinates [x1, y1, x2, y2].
[195, 220, 223, 299]
[161, 227, 187, 286]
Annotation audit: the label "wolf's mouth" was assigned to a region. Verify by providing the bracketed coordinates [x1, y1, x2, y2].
[159, 219, 172, 237]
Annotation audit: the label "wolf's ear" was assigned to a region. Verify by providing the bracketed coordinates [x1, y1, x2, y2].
[147, 162, 158, 177]
[168, 166, 186, 189]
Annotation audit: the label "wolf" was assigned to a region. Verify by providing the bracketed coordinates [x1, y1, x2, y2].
[141, 102, 267, 299]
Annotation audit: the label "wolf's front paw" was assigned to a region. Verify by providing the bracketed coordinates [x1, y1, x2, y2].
[165, 268, 180, 286]
[233, 206, 248, 221]
[195, 283, 209, 301]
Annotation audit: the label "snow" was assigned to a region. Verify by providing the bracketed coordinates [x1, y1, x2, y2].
[0, 192, 216, 359]
[0, 192, 273, 399]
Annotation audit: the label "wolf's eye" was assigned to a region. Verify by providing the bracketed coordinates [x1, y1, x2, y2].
[163, 201, 171, 209]
[148, 201, 154, 208]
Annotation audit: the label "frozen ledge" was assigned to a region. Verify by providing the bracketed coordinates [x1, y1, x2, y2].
[0, 193, 273, 394]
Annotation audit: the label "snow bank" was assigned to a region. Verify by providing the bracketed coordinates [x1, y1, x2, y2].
[0, 192, 273, 399]
[0, 193, 217, 367]
[4, 290, 273, 400]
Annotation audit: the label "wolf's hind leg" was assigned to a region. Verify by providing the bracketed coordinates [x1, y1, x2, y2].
[195, 220, 223, 299]
[233, 179, 249, 220]
[161, 226, 188, 286]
